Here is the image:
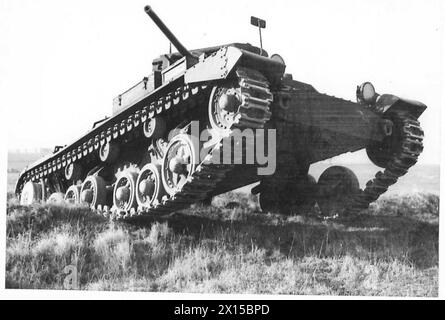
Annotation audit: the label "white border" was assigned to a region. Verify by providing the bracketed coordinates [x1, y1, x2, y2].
[1, 0, 443, 300]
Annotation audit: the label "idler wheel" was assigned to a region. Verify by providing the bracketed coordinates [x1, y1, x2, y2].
[143, 117, 166, 139]
[64, 185, 81, 204]
[99, 142, 119, 164]
[366, 113, 415, 169]
[366, 143, 393, 168]
[161, 134, 197, 196]
[366, 119, 397, 168]
[20, 181, 43, 205]
[80, 176, 107, 208]
[316, 166, 360, 216]
[113, 170, 138, 213]
[136, 163, 164, 210]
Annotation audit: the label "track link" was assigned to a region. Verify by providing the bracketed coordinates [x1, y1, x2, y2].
[17, 67, 272, 219]
[345, 113, 424, 215]
[117, 67, 272, 220]
[272, 86, 424, 217]
[15, 83, 211, 195]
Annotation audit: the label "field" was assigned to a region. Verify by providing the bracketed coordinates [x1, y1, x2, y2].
[5, 192, 439, 296]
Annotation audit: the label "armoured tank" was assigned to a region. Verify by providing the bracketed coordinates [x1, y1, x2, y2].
[15, 6, 425, 219]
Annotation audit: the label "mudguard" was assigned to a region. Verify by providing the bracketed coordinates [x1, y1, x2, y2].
[185, 46, 285, 85]
[377, 94, 427, 119]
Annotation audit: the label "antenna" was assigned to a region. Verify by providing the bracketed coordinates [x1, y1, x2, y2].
[250, 16, 266, 55]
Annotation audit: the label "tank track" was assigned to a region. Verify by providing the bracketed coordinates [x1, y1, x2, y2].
[20, 67, 421, 218]
[115, 67, 273, 220]
[17, 67, 272, 219]
[345, 113, 424, 215]
[271, 86, 424, 217]
[15, 83, 211, 195]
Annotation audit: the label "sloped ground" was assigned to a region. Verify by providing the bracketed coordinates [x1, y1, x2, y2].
[5, 192, 439, 296]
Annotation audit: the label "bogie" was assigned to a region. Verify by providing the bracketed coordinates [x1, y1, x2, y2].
[20, 182, 43, 205]
[80, 176, 108, 208]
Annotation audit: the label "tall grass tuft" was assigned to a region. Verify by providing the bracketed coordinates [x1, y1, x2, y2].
[5, 192, 439, 296]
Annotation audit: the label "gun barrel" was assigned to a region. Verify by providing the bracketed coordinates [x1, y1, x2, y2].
[144, 5, 194, 58]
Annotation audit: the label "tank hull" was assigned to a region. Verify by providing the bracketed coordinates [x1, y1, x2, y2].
[15, 12, 426, 218]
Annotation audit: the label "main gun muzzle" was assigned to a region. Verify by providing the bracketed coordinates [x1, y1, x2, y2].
[144, 5, 196, 59]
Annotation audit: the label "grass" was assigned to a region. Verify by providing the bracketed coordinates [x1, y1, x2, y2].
[5, 192, 439, 296]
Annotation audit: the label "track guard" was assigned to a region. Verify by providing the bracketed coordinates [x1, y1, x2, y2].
[377, 94, 426, 119]
[185, 47, 243, 83]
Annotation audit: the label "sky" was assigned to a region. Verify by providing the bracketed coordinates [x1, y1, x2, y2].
[0, 0, 443, 164]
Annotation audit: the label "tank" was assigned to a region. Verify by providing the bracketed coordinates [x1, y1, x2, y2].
[15, 5, 425, 219]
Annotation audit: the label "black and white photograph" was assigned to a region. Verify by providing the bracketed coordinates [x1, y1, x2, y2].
[1, 0, 443, 301]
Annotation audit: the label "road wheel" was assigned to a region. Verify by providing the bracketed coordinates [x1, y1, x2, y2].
[80, 176, 107, 208]
[259, 174, 317, 214]
[113, 170, 138, 216]
[161, 134, 197, 196]
[47, 192, 65, 204]
[136, 163, 164, 211]
[20, 182, 42, 205]
[316, 166, 360, 216]
[65, 185, 81, 204]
